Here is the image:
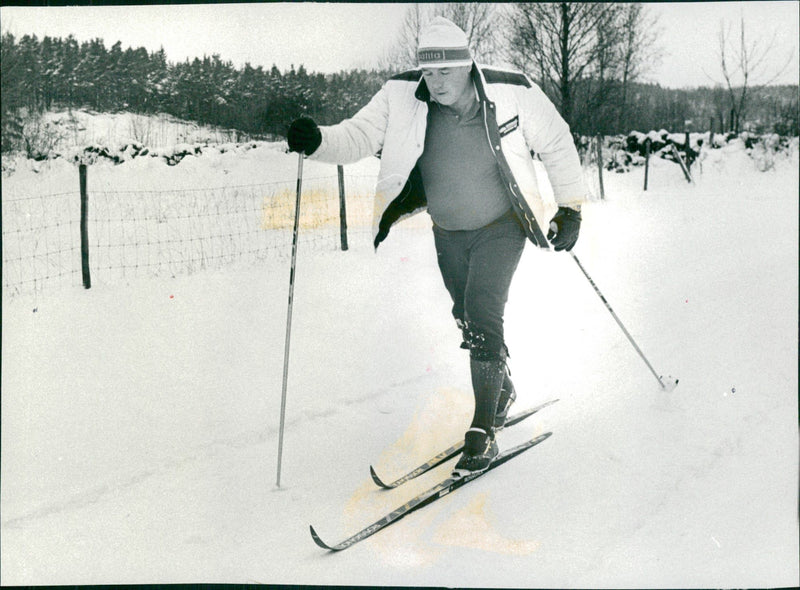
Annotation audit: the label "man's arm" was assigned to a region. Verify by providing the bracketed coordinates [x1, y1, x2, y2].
[309, 85, 391, 165]
[518, 82, 586, 209]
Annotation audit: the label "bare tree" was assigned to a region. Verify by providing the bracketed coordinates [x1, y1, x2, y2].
[437, 3, 502, 65]
[504, 2, 661, 134]
[504, 2, 623, 128]
[713, 15, 795, 133]
[378, 4, 426, 71]
[378, 3, 502, 71]
[616, 4, 662, 130]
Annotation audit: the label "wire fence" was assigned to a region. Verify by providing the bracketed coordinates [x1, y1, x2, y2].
[2, 168, 381, 297]
[3, 189, 82, 295]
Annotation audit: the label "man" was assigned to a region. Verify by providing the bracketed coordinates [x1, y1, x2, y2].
[287, 17, 586, 475]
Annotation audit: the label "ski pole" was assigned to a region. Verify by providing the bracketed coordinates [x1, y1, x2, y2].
[276, 152, 304, 488]
[569, 251, 678, 391]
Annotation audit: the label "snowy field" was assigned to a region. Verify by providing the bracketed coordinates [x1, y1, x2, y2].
[2, 127, 798, 587]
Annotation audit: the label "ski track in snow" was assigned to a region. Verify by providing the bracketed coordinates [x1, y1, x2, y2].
[2, 135, 798, 586]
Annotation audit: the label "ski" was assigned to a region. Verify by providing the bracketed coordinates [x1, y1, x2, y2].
[310, 431, 552, 551]
[369, 398, 558, 489]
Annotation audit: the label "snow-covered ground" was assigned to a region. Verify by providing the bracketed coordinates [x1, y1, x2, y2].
[2, 125, 798, 587]
[44, 109, 256, 150]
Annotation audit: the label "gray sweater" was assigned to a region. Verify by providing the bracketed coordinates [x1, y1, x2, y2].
[417, 98, 511, 231]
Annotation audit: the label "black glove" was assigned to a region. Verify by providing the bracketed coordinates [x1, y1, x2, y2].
[287, 116, 322, 155]
[547, 206, 581, 252]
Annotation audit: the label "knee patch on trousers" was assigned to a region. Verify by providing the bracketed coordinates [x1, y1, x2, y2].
[456, 319, 508, 362]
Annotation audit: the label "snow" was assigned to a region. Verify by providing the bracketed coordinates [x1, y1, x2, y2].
[42, 109, 252, 150]
[2, 116, 798, 587]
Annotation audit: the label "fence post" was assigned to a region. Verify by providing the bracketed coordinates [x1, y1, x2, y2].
[643, 138, 651, 191]
[709, 116, 715, 148]
[337, 165, 348, 251]
[670, 143, 693, 183]
[79, 164, 91, 289]
[595, 135, 605, 200]
[684, 131, 692, 172]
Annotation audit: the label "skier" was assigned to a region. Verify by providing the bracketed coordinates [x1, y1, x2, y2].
[287, 17, 587, 475]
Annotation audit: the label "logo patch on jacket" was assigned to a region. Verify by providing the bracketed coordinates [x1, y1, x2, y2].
[498, 115, 519, 137]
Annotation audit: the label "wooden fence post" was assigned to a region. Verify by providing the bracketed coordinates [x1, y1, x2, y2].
[337, 165, 348, 251]
[710, 116, 715, 148]
[79, 164, 91, 289]
[595, 135, 605, 200]
[643, 138, 651, 191]
[684, 131, 692, 172]
[670, 144, 693, 183]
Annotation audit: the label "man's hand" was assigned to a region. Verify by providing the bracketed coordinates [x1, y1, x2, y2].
[547, 206, 581, 252]
[287, 116, 322, 155]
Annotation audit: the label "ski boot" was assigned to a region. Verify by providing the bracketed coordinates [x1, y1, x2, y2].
[452, 427, 498, 477]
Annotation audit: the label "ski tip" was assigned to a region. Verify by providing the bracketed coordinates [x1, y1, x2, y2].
[309, 525, 335, 551]
[369, 465, 392, 489]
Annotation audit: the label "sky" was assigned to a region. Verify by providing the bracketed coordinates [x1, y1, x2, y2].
[1, 2, 798, 89]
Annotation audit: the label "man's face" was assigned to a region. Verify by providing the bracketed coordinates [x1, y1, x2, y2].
[421, 66, 473, 106]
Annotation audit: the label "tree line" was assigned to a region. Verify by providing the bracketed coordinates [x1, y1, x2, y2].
[2, 4, 797, 155]
[0, 32, 391, 151]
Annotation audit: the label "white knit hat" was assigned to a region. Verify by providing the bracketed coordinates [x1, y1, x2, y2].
[417, 16, 473, 68]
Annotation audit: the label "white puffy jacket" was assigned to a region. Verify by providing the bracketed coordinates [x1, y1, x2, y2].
[309, 64, 587, 248]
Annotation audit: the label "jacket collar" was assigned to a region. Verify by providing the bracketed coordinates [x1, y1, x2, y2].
[414, 75, 431, 102]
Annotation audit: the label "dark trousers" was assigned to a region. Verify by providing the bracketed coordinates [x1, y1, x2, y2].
[433, 209, 526, 361]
